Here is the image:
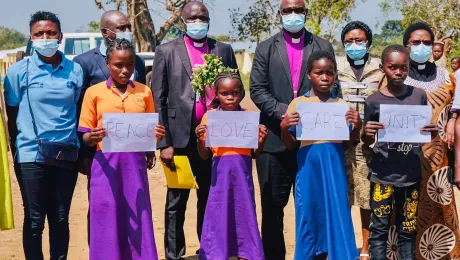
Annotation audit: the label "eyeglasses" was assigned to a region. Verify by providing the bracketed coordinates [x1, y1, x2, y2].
[182, 16, 210, 23]
[343, 38, 367, 46]
[409, 40, 432, 46]
[280, 7, 306, 15]
[104, 24, 132, 34]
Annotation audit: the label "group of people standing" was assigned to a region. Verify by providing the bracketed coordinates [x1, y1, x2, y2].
[2, 0, 460, 259]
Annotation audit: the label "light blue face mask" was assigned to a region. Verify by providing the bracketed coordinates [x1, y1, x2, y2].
[32, 39, 59, 57]
[345, 43, 367, 61]
[410, 44, 432, 63]
[282, 14, 305, 33]
[186, 23, 209, 40]
[116, 32, 133, 42]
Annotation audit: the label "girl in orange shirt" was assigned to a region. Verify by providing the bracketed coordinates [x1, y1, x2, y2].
[78, 39, 165, 260]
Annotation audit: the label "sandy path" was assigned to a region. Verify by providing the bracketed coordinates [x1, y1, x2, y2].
[2, 92, 453, 259]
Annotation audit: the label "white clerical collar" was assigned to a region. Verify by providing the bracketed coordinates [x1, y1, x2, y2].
[418, 64, 426, 70]
[193, 41, 204, 47]
[354, 59, 365, 65]
[292, 37, 301, 44]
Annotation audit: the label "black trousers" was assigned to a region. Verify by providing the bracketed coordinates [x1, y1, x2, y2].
[256, 150, 297, 260]
[369, 182, 420, 260]
[164, 140, 212, 260]
[15, 163, 78, 260]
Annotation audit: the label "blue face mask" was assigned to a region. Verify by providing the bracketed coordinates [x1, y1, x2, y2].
[282, 14, 305, 33]
[186, 23, 209, 40]
[33, 39, 59, 57]
[345, 43, 367, 61]
[116, 32, 133, 42]
[410, 44, 432, 63]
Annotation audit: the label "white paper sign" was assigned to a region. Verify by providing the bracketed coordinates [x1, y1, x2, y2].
[378, 105, 432, 143]
[102, 113, 159, 152]
[205, 111, 260, 148]
[296, 102, 349, 140]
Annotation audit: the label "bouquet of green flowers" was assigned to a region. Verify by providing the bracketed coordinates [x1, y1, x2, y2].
[190, 54, 236, 108]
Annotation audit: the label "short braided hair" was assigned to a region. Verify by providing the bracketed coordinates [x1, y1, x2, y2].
[381, 44, 409, 64]
[451, 57, 460, 63]
[105, 38, 136, 62]
[212, 71, 245, 108]
[341, 21, 373, 46]
[30, 11, 61, 32]
[306, 50, 337, 74]
[403, 22, 434, 47]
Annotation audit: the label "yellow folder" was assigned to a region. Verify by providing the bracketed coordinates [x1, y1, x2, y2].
[162, 156, 198, 189]
[0, 113, 14, 230]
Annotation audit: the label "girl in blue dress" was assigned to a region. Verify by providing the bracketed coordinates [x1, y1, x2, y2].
[280, 50, 360, 260]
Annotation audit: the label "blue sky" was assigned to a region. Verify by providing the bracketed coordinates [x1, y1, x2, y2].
[0, 0, 400, 39]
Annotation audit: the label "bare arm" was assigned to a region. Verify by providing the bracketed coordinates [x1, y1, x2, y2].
[252, 125, 268, 158]
[5, 105, 18, 157]
[280, 113, 299, 150]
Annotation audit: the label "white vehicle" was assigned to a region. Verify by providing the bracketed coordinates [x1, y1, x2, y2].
[24, 32, 155, 84]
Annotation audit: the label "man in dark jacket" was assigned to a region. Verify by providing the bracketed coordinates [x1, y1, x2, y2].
[151, 2, 238, 259]
[250, 0, 341, 258]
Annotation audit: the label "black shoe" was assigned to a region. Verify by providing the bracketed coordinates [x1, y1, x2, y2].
[196, 249, 200, 255]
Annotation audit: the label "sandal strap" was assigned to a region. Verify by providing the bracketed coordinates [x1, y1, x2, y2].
[360, 253, 370, 257]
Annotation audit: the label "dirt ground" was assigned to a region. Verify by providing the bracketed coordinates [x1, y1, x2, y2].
[1, 93, 458, 260]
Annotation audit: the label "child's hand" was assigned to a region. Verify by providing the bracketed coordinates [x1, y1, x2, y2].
[146, 151, 156, 170]
[346, 108, 362, 130]
[421, 123, 439, 139]
[258, 124, 268, 144]
[89, 127, 106, 143]
[195, 124, 207, 139]
[155, 125, 166, 141]
[364, 121, 384, 138]
[280, 112, 299, 131]
[446, 118, 456, 149]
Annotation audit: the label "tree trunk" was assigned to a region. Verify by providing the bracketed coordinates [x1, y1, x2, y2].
[127, 0, 156, 52]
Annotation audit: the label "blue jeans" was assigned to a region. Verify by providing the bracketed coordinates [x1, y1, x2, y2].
[15, 163, 78, 260]
[369, 182, 420, 260]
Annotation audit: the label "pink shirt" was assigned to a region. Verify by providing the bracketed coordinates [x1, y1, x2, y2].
[283, 32, 304, 98]
[184, 35, 209, 125]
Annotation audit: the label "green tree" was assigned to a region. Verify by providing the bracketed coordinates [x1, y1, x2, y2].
[369, 20, 404, 57]
[76, 21, 101, 33]
[379, 0, 460, 41]
[305, 0, 358, 41]
[230, 0, 278, 43]
[0, 26, 28, 50]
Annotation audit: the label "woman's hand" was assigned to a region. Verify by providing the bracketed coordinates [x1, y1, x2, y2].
[258, 124, 268, 144]
[364, 121, 384, 139]
[346, 108, 362, 131]
[280, 112, 299, 131]
[421, 123, 439, 139]
[146, 151, 156, 170]
[446, 118, 455, 149]
[195, 124, 207, 140]
[89, 127, 106, 143]
[155, 125, 166, 141]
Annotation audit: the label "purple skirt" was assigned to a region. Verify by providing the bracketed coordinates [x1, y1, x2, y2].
[89, 151, 158, 260]
[199, 154, 264, 260]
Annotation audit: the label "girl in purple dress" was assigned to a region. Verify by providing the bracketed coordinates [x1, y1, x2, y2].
[195, 72, 268, 260]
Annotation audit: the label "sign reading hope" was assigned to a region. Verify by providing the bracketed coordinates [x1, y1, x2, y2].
[205, 111, 260, 148]
[378, 104, 432, 143]
[102, 113, 159, 152]
[296, 102, 350, 140]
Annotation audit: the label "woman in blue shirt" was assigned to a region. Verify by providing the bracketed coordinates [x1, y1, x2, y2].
[4, 11, 83, 260]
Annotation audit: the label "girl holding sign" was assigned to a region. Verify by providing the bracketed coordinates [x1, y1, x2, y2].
[280, 50, 361, 260]
[195, 71, 268, 260]
[362, 45, 438, 259]
[78, 39, 165, 260]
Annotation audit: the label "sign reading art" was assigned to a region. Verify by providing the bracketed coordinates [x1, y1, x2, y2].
[205, 111, 260, 148]
[296, 102, 350, 141]
[102, 113, 159, 152]
[378, 104, 432, 143]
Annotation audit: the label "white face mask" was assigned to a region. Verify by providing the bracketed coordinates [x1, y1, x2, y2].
[32, 39, 59, 57]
